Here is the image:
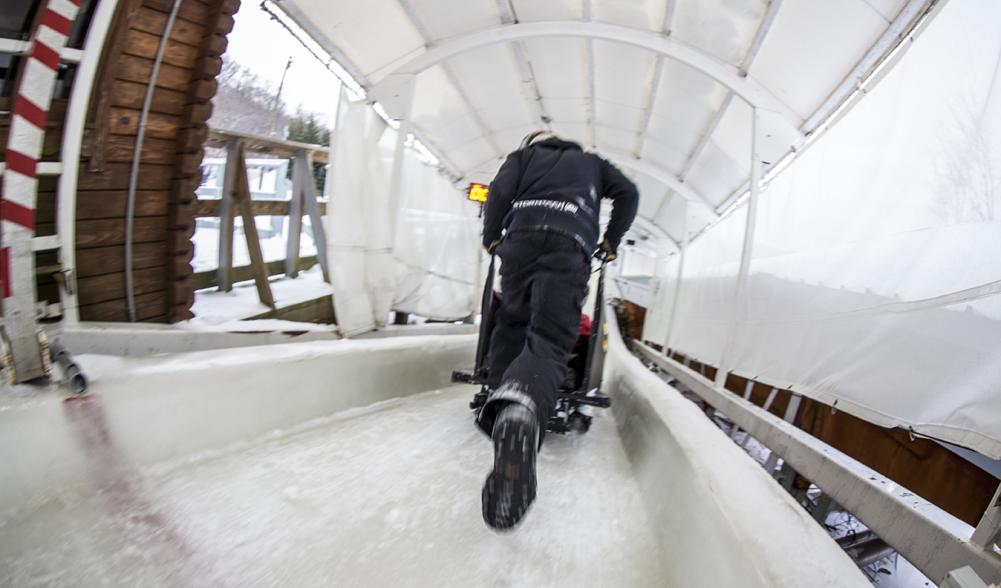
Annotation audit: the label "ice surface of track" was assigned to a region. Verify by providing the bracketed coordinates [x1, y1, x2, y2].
[1, 386, 664, 587]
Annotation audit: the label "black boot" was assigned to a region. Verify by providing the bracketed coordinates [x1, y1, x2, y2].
[482, 402, 539, 531]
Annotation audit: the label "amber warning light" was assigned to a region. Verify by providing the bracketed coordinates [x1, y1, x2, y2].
[467, 182, 489, 203]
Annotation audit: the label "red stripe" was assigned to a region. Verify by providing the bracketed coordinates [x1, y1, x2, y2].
[4, 150, 38, 178]
[1, 199, 36, 230]
[39, 8, 73, 36]
[13, 95, 47, 129]
[67, 0, 81, 5]
[30, 40, 61, 71]
[0, 247, 9, 299]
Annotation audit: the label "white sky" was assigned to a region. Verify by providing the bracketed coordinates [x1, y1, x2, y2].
[224, 3, 342, 123]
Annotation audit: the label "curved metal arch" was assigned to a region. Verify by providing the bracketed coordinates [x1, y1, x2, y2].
[602, 151, 718, 218]
[374, 21, 803, 132]
[629, 216, 681, 252]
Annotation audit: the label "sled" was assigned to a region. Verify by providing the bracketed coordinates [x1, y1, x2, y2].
[451, 255, 611, 434]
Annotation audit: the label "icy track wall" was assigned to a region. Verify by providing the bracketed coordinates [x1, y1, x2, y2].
[0, 335, 475, 510]
[602, 300, 868, 586]
[3, 322, 865, 585]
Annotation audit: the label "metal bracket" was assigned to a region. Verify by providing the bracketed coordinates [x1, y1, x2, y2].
[971, 484, 1001, 549]
[940, 566, 989, 588]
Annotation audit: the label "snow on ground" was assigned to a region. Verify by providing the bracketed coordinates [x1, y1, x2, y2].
[191, 265, 331, 325]
[192, 218, 318, 274]
[0, 387, 664, 587]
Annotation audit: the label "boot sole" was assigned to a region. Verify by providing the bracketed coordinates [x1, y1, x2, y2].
[482, 416, 537, 531]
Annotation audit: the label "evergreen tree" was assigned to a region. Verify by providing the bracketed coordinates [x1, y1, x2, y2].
[287, 108, 330, 193]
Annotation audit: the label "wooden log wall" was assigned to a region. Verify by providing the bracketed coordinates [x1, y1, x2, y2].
[74, 0, 239, 322]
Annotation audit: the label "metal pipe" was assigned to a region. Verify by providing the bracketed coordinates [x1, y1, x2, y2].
[49, 340, 87, 395]
[837, 529, 878, 550]
[714, 107, 762, 388]
[59, 0, 121, 326]
[848, 536, 895, 567]
[662, 198, 687, 353]
[125, 0, 183, 321]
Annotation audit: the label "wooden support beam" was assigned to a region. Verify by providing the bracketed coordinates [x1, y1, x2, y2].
[230, 141, 275, 309]
[285, 152, 305, 278]
[192, 255, 319, 291]
[193, 199, 324, 217]
[217, 138, 238, 291]
[296, 150, 329, 282]
[204, 127, 330, 163]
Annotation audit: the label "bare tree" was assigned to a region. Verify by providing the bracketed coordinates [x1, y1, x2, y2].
[209, 57, 291, 138]
[930, 96, 999, 223]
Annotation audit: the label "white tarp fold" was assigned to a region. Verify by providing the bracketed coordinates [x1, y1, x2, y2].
[327, 95, 480, 334]
[327, 96, 397, 336]
[392, 154, 481, 320]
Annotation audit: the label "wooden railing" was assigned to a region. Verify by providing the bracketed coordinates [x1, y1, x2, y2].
[199, 128, 330, 306]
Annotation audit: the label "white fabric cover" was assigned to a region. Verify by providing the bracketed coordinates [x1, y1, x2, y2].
[327, 96, 398, 336]
[392, 154, 481, 320]
[645, 0, 1001, 458]
[328, 96, 481, 334]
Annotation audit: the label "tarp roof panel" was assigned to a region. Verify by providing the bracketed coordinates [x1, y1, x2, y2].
[510, 0, 583, 23]
[520, 37, 588, 101]
[749, 0, 904, 119]
[654, 191, 693, 240]
[403, 0, 499, 40]
[635, 175, 669, 219]
[672, 0, 768, 67]
[591, 0, 664, 31]
[651, 59, 729, 136]
[282, 0, 932, 246]
[595, 101, 642, 138]
[444, 46, 530, 116]
[686, 99, 753, 207]
[594, 40, 655, 110]
[595, 124, 641, 155]
[304, 0, 425, 81]
[641, 136, 694, 178]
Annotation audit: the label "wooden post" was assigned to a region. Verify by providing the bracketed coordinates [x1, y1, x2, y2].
[297, 150, 329, 282]
[284, 151, 304, 278]
[217, 138, 239, 292]
[230, 142, 275, 309]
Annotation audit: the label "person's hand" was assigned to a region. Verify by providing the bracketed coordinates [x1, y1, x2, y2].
[595, 238, 617, 262]
[486, 239, 502, 254]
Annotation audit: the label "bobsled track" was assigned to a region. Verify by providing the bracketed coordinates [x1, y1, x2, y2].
[1, 307, 868, 588]
[3, 0, 1001, 585]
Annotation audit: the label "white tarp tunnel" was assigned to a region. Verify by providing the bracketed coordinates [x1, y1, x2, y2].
[303, 0, 999, 461]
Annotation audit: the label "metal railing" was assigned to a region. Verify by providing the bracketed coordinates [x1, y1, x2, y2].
[633, 341, 1001, 586]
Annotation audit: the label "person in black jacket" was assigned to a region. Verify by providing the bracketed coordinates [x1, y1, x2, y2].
[478, 131, 638, 531]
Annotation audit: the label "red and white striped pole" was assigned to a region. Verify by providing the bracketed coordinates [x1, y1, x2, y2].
[1, 0, 81, 382]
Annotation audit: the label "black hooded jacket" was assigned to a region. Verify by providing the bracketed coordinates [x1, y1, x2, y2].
[482, 137, 639, 255]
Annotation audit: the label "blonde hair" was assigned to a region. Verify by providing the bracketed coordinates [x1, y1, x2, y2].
[520, 130, 556, 149]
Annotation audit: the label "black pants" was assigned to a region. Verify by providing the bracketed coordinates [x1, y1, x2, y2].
[479, 232, 590, 436]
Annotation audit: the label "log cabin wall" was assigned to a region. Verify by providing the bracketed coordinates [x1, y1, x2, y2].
[76, 0, 239, 322]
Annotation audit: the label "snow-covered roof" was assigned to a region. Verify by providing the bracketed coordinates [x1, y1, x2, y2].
[277, 0, 931, 246]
